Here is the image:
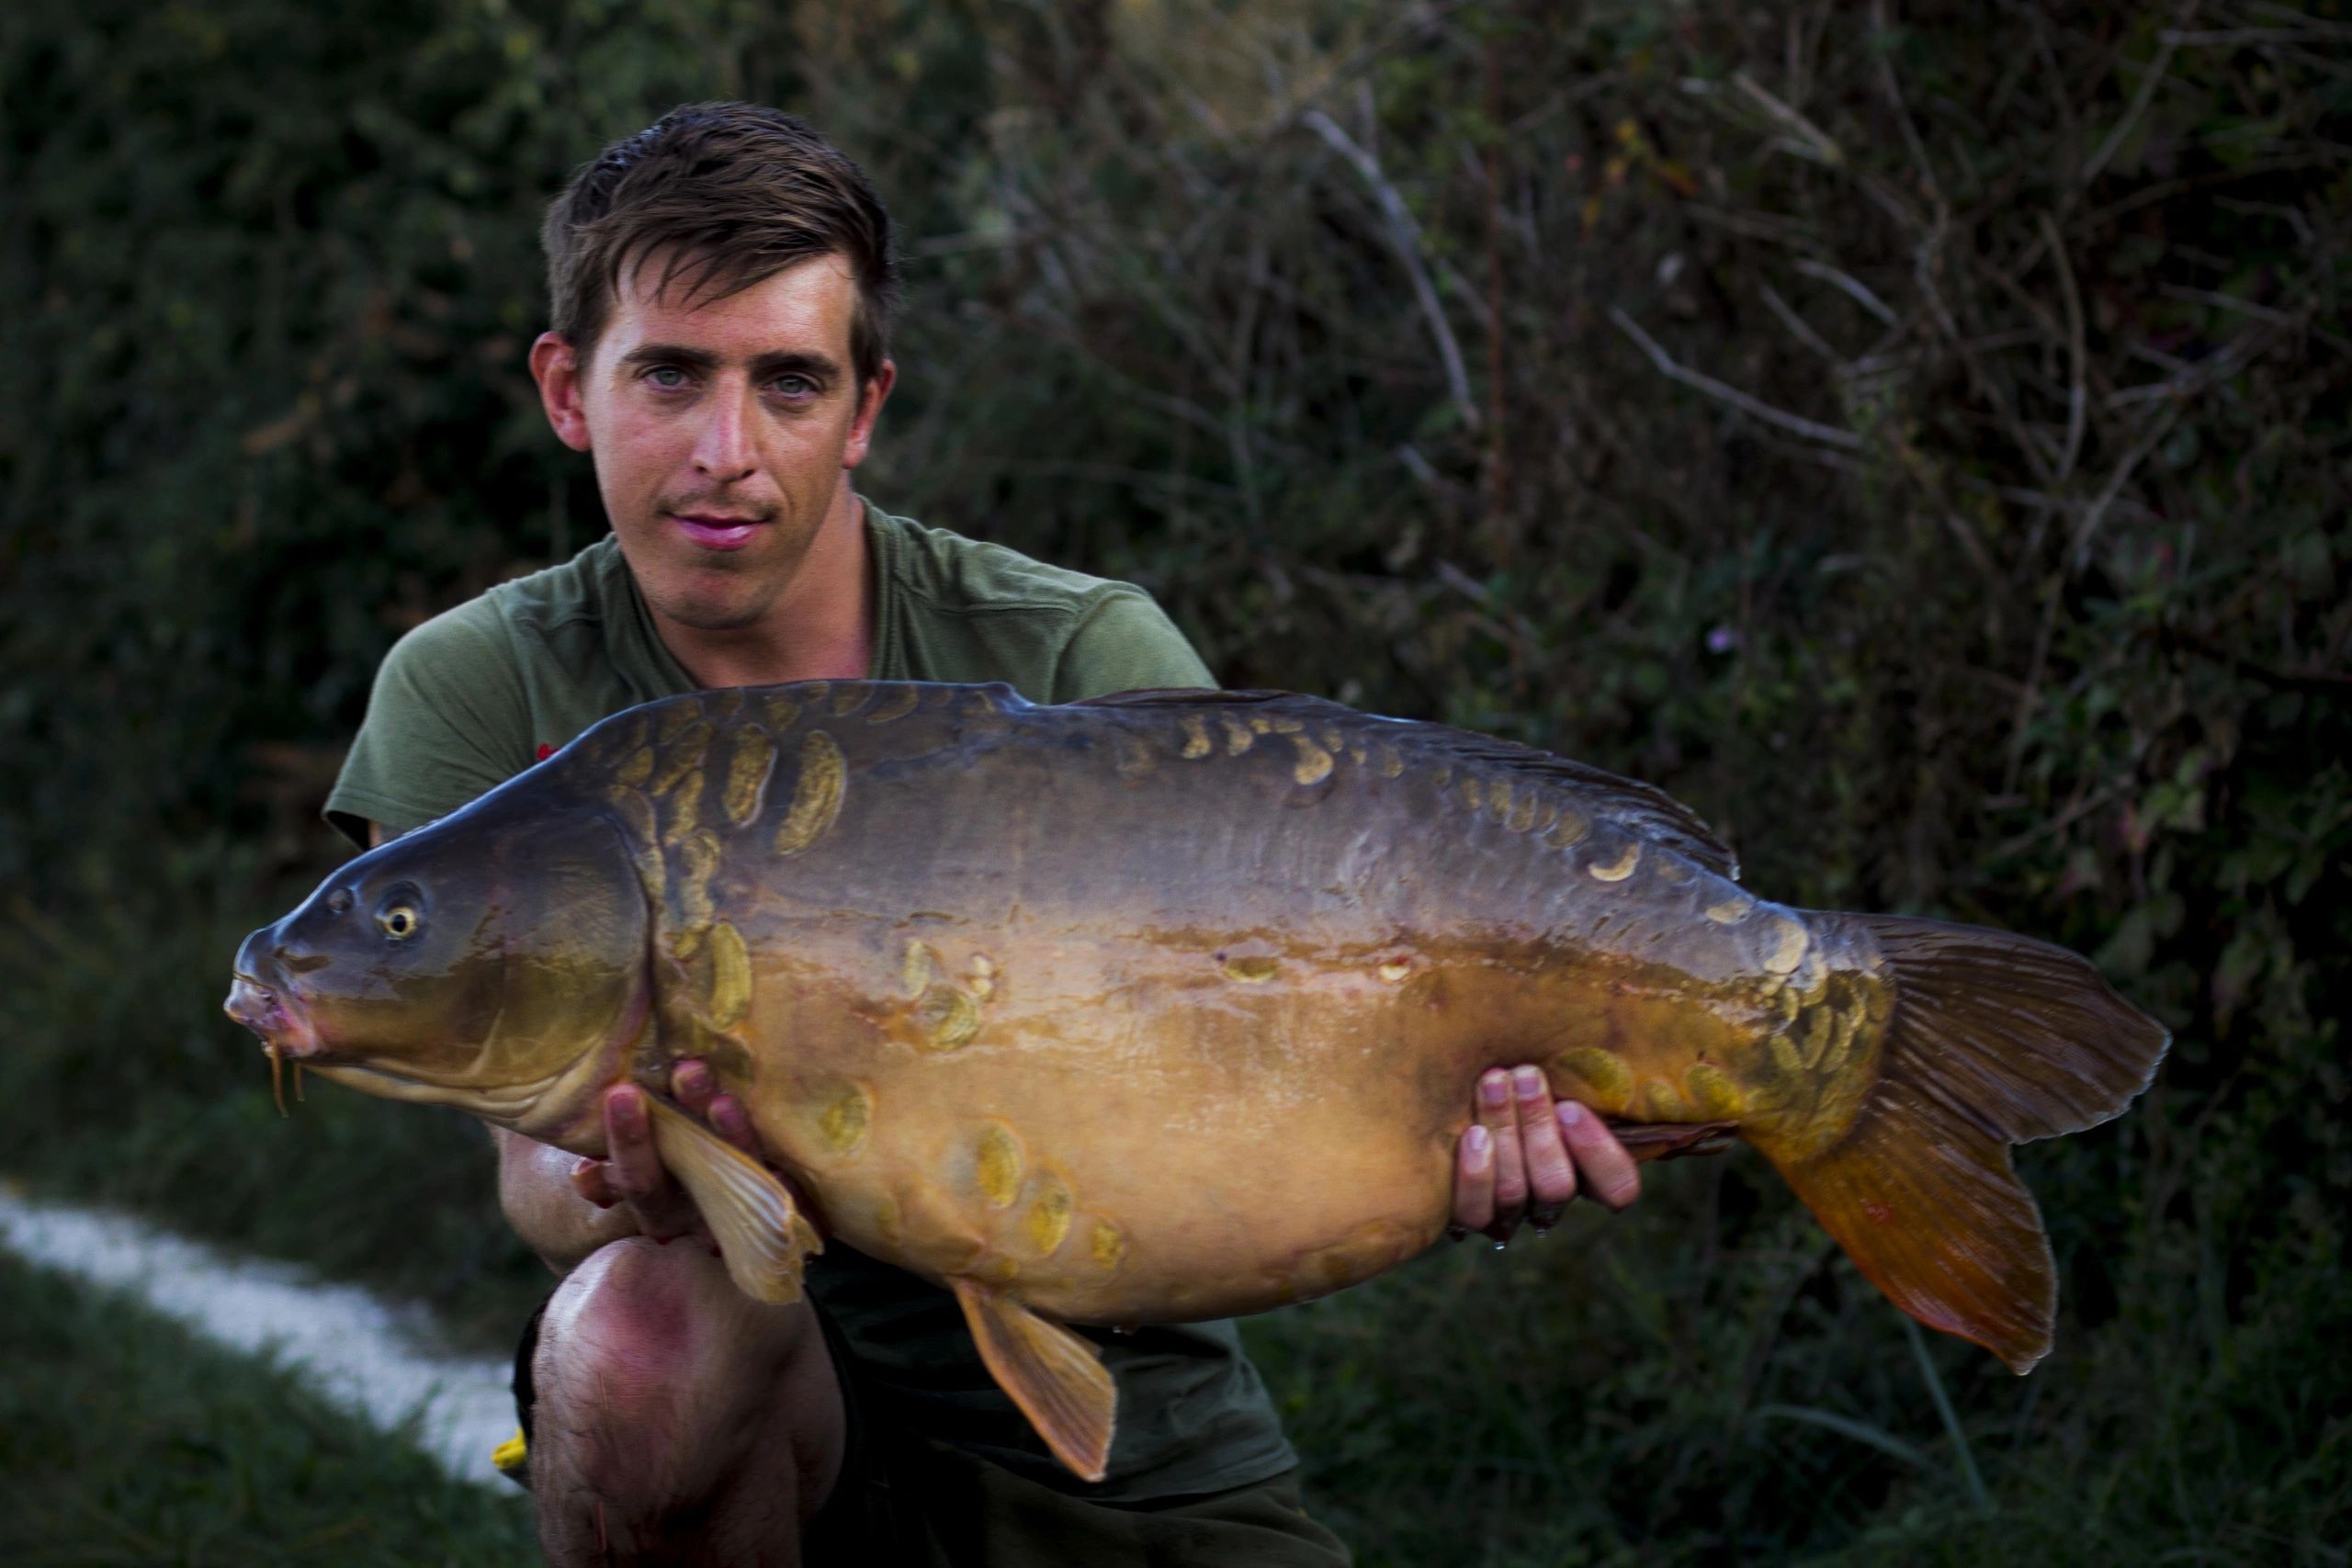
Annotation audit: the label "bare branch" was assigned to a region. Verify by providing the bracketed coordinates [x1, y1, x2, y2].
[1732, 71, 1845, 166]
[2058, 321, 2290, 581]
[1609, 309, 1864, 449]
[1683, 202, 1820, 249]
[2163, 25, 2352, 47]
[2069, 409, 2180, 570]
[2158, 279, 2352, 357]
[2079, 152, 2332, 231]
[1759, 281, 1844, 364]
[2077, 2, 2199, 197]
[2038, 211, 2088, 484]
[1793, 258, 1899, 324]
[1868, 0, 1943, 206]
[1302, 107, 1481, 432]
[2100, 322, 2286, 415]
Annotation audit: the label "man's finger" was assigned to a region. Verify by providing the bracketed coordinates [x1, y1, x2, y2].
[604, 1087, 662, 1195]
[670, 1058, 765, 1159]
[707, 1092, 762, 1156]
[1558, 1101, 1641, 1212]
[1452, 1122, 1496, 1235]
[603, 1085, 694, 1237]
[1509, 1065, 1577, 1227]
[1478, 1068, 1529, 1238]
[672, 1058, 714, 1119]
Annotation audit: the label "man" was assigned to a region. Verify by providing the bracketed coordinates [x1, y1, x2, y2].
[324, 103, 1641, 1565]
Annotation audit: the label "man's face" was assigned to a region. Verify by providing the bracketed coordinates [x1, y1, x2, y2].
[535, 252, 892, 635]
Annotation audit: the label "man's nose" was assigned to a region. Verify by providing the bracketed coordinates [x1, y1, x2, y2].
[692, 384, 758, 482]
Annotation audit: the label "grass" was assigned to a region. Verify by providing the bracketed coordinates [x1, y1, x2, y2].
[0, 1247, 536, 1567]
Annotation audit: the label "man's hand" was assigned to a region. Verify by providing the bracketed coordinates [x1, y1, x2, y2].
[1451, 1065, 1640, 1242]
[567, 1060, 766, 1245]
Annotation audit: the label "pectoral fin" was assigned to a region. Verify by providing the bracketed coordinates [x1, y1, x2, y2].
[949, 1277, 1117, 1483]
[642, 1096, 822, 1305]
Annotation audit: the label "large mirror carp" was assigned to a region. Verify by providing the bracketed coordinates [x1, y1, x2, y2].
[226, 682, 2168, 1480]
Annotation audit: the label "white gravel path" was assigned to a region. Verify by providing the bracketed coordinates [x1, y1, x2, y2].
[0, 1188, 516, 1488]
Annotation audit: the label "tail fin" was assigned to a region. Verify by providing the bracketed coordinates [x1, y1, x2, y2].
[1760, 916, 2170, 1372]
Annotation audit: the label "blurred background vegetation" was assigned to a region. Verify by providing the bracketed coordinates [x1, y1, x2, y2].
[3, 0, 2347, 1562]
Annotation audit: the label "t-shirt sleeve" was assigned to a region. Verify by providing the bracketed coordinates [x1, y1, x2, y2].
[322, 604, 532, 848]
[1048, 590, 1216, 703]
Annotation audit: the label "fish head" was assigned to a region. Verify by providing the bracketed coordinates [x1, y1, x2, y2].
[225, 796, 651, 1139]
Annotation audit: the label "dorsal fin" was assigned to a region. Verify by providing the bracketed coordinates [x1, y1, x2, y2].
[1069, 688, 1740, 880]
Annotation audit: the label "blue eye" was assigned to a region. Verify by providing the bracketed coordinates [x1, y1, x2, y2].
[771, 375, 816, 398]
[645, 367, 688, 389]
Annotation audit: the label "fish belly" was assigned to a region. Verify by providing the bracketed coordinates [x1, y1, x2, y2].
[733, 938, 1533, 1324]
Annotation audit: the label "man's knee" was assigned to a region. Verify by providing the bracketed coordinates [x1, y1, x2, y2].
[530, 1235, 842, 1558]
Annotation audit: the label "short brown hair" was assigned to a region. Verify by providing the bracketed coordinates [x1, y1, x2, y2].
[542, 103, 899, 385]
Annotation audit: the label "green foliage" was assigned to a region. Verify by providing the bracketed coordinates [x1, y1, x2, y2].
[0, 1249, 536, 1565]
[3, 0, 2347, 1562]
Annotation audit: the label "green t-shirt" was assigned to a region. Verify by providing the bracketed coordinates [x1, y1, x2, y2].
[325, 502, 1295, 1500]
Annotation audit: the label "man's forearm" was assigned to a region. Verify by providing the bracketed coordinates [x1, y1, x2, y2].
[495, 1125, 639, 1275]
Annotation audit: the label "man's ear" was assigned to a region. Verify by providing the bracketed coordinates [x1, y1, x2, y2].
[530, 332, 592, 452]
[842, 358, 897, 470]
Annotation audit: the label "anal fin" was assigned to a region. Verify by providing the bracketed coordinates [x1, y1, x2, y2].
[949, 1277, 1117, 1483]
[643, 1096, 822, 1304]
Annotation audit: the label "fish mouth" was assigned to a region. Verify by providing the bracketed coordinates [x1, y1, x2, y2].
[225, 971, 325, 1115]
[224, 973, 324, 1059]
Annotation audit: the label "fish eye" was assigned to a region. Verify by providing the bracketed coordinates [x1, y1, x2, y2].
[375, 883, 424, 942]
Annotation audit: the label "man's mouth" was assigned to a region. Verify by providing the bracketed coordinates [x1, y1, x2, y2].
[669, 513, 769, 551]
